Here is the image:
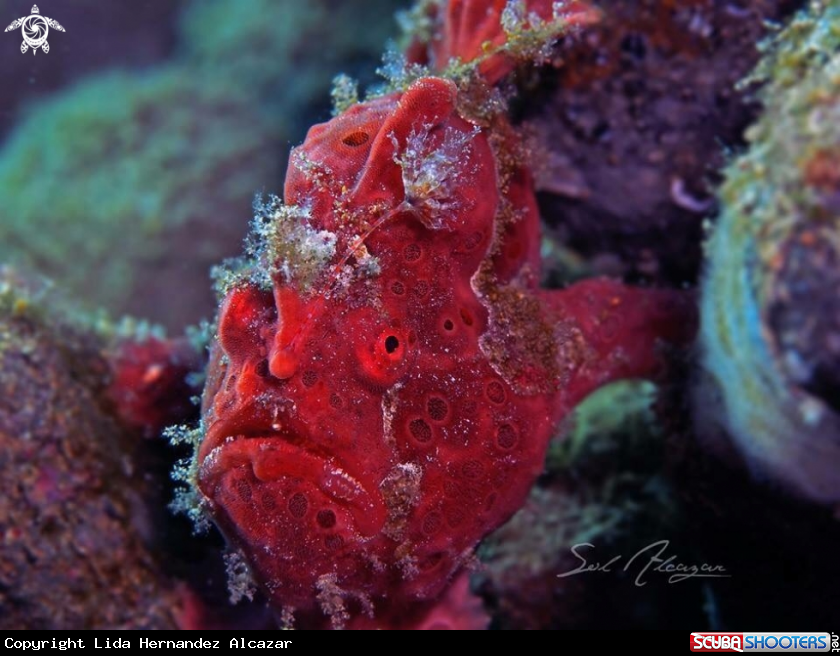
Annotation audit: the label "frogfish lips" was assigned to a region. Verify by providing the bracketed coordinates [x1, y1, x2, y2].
[196, 419, 388, 608]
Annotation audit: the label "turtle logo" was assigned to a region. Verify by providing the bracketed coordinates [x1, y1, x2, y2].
[4, 5, 65, 55]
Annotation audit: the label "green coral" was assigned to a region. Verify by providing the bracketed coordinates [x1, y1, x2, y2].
[744, 0, 840, 96]
[0, 68, 280, 329]
[725, 0, 840, 297]
[699, 0, 840, 503]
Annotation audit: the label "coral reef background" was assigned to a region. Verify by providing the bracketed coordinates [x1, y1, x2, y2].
[0, 271, 181, 628]
[0, 0, 839, 631]
[0, 0, 406, 330]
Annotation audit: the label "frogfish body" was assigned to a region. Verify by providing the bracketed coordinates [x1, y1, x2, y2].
[194, 73, 693, 627]
[190, 0, 696, 626]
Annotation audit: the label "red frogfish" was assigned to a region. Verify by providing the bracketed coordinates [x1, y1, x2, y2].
[185, 0, 694, 629]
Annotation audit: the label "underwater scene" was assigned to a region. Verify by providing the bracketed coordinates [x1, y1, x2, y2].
[0, 0, 839, 632]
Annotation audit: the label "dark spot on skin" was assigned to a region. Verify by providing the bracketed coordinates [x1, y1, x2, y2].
[485, 380, 506, 404]
[342, 131, 369, 147]
[235, 479, 252, 502]
[261, 492, 276, 511]
[385, 335, 399, 354]
[325, 535, 344, 550]
[316, 509, 336, 528]
[409, 418, 432, 442]
[404, 243, 422, 262]
[497, 423, 517, 449]
[427, 396, 449, 422]
[288, 493, 308, 518]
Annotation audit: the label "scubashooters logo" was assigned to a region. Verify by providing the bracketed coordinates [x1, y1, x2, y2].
[2, 639, 293, 649]
[690, 632, 832, 652]
[4, 5, 65, 54]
